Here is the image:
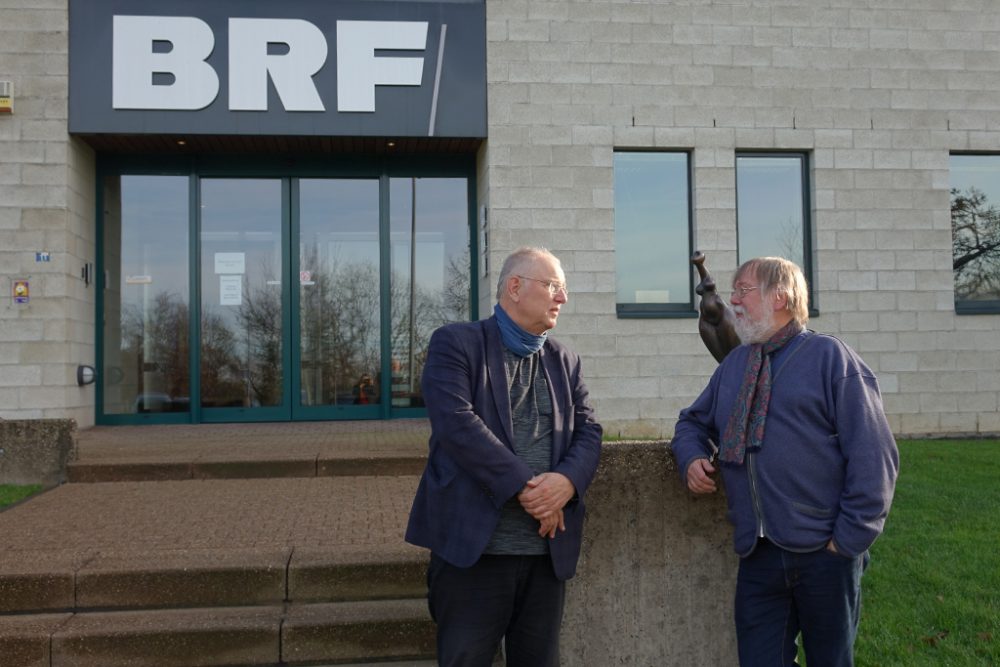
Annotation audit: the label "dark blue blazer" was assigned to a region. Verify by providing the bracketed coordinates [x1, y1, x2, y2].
[405, 316, 603, 581]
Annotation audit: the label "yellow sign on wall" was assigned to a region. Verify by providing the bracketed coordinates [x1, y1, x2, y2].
[13, 279, 29, 304]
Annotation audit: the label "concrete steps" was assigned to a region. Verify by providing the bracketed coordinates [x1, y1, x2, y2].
[0, 600, 435, 667]
[67, 455, 427, 483]
[0, 545, 435, 667]
[1, 422, 438, 666]
[0, 546, 428, 614]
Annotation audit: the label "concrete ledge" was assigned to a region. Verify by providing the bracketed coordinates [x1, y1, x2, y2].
[67, 461, 193, 483]
[289, 545, 428, 602]
[192, 458, 318, 480]
[76, 549, 291, 610]
[0, 552, 81, 613]
[0, 419, 77, 485]
[67, 455, 428, 482]
[0, 613, 73, 667]
[282, 599, 435, 665]
[563, 441, 739, 666]
[51, 606, 282, 667]
[317, 456, 426, 477]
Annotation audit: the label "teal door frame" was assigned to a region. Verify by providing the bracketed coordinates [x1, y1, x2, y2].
[95, 154, 478, 425]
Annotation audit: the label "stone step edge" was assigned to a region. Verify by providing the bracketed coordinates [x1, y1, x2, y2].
[0, 547, 430, 615]
[0, 599, 436, 667]
[67, 455, 427, 482]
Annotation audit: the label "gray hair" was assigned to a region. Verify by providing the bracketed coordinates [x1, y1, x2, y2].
[735, 256, 810, 326]
[496, 247, 560, 302]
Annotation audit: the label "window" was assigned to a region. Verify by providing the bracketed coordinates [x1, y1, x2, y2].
[102, 175, 191, 417]
[950, 155, 1000, 313]
[736, 153, 813, 293]
[613, 151, 693, 317]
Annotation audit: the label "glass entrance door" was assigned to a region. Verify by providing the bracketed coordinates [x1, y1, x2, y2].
[99, 168, 474, 424]
[199, 179, 289, 420]
[294, 179, 382, 418]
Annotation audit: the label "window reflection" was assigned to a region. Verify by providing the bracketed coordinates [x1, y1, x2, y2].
[950, 155, 1000, 306]
[613, 152, 692, 309]
[736, 155, 807, 268]
[299, 179, 382, 407]
[102, 175, 190, 415]
[200, 179, 284, 409]
[390, 178, 471, 408]
[101, 172, 475, 420]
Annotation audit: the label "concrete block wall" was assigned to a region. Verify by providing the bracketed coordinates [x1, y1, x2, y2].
[0, 1, 96, 426]
[482, 0, 1000, 438]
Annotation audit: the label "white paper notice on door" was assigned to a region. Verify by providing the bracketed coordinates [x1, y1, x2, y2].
[219, 274, 242, 306]
[215, 252, 245, 275]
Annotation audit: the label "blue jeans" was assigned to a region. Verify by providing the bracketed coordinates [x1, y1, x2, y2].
[735, 539, 869, 667]
[427, 553, 565, 667]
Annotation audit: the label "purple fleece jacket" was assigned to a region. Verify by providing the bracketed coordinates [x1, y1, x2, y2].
[671, 331, 899, 559]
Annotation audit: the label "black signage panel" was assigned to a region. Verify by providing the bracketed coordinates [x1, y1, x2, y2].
[69, 0, 486, 138]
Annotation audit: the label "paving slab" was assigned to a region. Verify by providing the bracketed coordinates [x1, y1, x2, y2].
[0, 476, 420, 553]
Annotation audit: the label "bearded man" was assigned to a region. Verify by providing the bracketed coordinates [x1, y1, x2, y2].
[671, 256, 899, 667]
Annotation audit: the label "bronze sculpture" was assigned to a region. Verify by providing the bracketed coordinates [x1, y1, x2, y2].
[692, 251, 741, 363]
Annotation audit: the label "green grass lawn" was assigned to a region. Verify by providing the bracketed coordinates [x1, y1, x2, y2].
[855, 439, 1000, 665]
[799, 439, 999, 665]
[0, 484, 42, 509]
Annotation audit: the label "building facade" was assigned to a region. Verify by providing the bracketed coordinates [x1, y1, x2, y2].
[2, 0, 999, 438]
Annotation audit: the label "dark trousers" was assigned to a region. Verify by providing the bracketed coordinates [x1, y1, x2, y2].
[734, 539, 869, 667]
[427, 553, 565, 667]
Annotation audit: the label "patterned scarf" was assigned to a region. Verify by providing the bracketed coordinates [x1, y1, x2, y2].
[494, 303, 547, 357]
[719, 319, 804, 465]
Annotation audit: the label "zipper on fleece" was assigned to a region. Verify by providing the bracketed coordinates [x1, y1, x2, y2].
[748, 451, 766, 538]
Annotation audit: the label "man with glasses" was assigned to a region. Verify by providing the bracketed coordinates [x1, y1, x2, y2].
[672, 256, 898, 667]
[406, 246, 602, 666]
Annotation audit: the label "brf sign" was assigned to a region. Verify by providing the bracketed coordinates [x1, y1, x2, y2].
[113, 17, 428, 113]
[69, 0, 486, 139]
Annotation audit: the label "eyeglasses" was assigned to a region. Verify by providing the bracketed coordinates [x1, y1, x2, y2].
[518, 275, 569, 296]
[730, 284, 760, 299]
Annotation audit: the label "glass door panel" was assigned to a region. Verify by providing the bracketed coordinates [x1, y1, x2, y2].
[101, 175, 191, 418]
[296, 179, 381, 415]
[389, 177, 471, 409]
[199, 179, 287, 417]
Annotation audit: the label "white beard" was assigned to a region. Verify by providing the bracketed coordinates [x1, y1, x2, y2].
[733, 305, 776, 344]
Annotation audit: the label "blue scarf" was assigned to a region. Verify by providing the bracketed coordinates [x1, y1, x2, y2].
[494, 304, 547, 357]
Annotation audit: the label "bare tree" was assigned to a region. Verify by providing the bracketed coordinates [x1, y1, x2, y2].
[237, 272, 284, 406]
[776, 216, 804, 267]
[952, 186, 1000, 301]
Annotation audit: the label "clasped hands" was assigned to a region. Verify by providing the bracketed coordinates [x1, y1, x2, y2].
[518, 472, 575, 539]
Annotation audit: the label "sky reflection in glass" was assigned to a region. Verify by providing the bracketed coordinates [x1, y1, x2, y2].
[614, 152, 690, 305]
[736, 155, 805, 267]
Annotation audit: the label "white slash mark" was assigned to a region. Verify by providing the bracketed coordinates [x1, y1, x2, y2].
[428, 24, 447, 137]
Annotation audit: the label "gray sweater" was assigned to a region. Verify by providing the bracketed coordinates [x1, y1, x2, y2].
[671, 331, 899, 559]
